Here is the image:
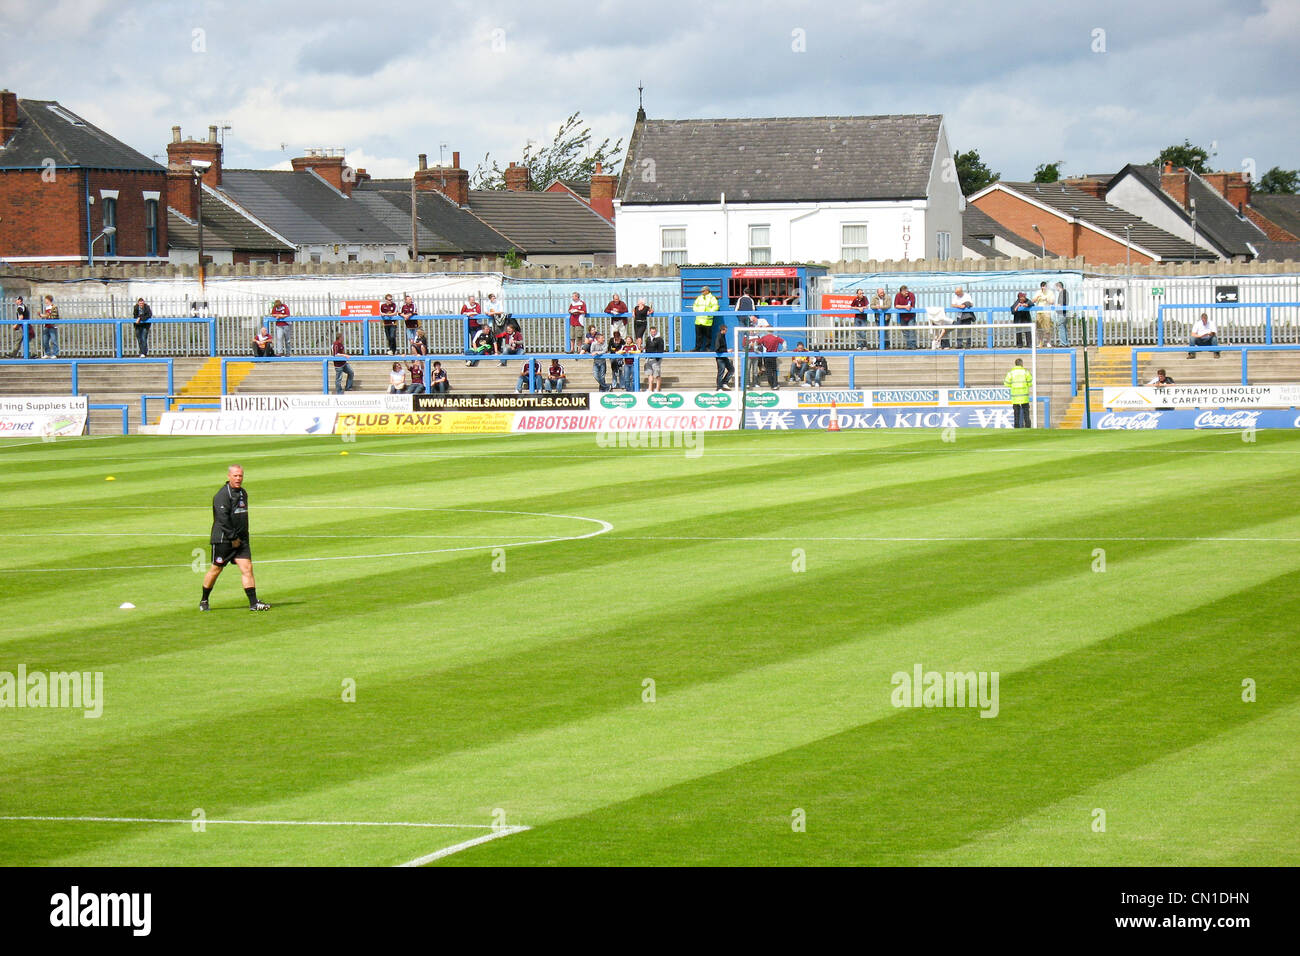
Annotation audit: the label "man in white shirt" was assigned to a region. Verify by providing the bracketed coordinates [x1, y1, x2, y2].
[950, 287, 975, 348]
[1187, 312, 1222, 358]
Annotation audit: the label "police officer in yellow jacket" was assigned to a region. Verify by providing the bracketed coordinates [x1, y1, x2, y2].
[1004, 358, 1033, 428]
[692, 286, 719, 351]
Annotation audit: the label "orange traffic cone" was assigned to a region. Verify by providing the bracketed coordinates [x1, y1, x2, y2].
[827, 400, 841, 432]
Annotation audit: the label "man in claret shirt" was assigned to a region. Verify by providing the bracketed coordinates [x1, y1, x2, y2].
[567, 292, 588, 351]
[379, 293, 398, 354]
[756, 330, 786, 389]
[400, 294, 419, 348]
[604, 292, 629, 337]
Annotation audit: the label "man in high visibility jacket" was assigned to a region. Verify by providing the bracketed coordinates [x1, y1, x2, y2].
[692, 286, 719, 351]
[1004, 358, 1033, 428]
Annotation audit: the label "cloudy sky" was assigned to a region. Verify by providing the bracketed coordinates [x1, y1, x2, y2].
[2, 0, 1297, 184]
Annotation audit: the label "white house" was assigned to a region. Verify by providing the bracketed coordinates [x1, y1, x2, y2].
[613, 114, 964, 266]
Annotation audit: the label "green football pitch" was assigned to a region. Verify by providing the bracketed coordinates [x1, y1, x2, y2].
[1, 429, 1297, 867]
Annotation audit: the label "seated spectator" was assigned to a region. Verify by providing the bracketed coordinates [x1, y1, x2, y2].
[388, 362, 407, 394]
[467, 325, 493, 366]
[498, 326, 524, 366]
[411, 329, 429, 356]
[545, 358, 567, 392]
[805, 353, 830, 388]
[517, 358, 541, 393]
[1187, 312, 1222, 358]
[1147, 368, 1175, 387]
[331, 331, 355, 394]
[252, 326, 274, 357]
[427, 361, 447, 394]
[407, 359, 427, 394]
[788, 343, 810, 383]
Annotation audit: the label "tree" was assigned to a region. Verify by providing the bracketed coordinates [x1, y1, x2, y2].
[1152, 140, 1211, 174]
[953, 149, 1000, 196]
[1257, 166, 1299, 194]
[1033, 161, 1064, 183]
[471, 111, 623, 191]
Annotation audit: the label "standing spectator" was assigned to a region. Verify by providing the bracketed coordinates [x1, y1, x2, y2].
[485, 293, 505, 353]
[589, 331, 609, 391]
[411, 328, 429, 356]
[132, 297, 153, 357]
[460, 294, 482, 343]
[1053, 281, 1071, 348]
[893, 285, 916, 349]
[632, 298, 654, 342]
[379, 293, 398, 354]
[643, 325, 666, 392]
[1032, 281, 1054, 348]
[757, 329, 786, 389]
[870, 287, 892, 350]
[604, 292, 629, 337]
[517, 358, 541, 393]
[851, 288, 871, 348]
[567, 291, 588, 351]
[607, 329, 626, 386]
[498, 325, 524, 366]
[387, 362, 407, 394]
[951, 286, 976, 349]
[407, 358, 427, 394]
[1004, 357, 1033, 428]
[618, 333, 638, 390]
[7, 296, 31, 358]
[252, 326, 274, 357]
[692, 285, 719, 351]
[400, 294, 420, 349]
[39, 295, 60, 358]
[427, 361, 447, 394]
[1010, 292, 1033, 347]
[713, 321, 734, 390]
[331, 330, 355, 394]
[270, 299, 291, 356]
[734, 286, 757, 335]
[545, 358, 567, 393]
[805, 352, 829, 388]
[1187, 312, 1222, 358]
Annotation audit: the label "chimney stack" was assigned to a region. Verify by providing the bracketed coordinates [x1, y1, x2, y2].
[166, 124, 223, 187]
[1062, 176, 1107, 200]
[291, 147, 356, 197]
[588, 161, 617, 221]
[1203, 170, 1251, 211]
[504, 161, 531, 192]
[1, 90, 21, 148]
[414, 150, 469, 205]
[1160, 164, 1190, 210]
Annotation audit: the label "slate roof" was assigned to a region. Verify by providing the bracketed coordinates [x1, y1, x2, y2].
[1249, 194, 1300, 240]
[355, 181, 516, 256]
[1119, 164, 1266, 257]
[216, 169, 406, 246]
[1251, 239, 1300, 261]
[991, 182, 1217, 261]
[467, 190, 615, 254]
[0, 98, 163, 171]
[962, 206, 1039, 256]
[555, 178, 590, 199]
[617, 115, 942, 204]
[167, 191, 293, 252]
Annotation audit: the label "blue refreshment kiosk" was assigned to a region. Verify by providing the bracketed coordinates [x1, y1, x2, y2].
[680, 264, 830, 350]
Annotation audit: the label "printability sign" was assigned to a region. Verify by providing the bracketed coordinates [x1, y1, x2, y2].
[0, 396, 88, 437]
[1094, 410, 1300, 430]
[157, 411, 336, 435]
[746, 407, 1017, 430]
[741, 388, 1014, 410]
[1103, 385, 1300, 409]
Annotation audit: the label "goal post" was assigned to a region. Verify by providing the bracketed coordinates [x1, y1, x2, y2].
[733, 318, 1049, 430]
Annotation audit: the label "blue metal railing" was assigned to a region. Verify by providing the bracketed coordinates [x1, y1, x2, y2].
[7, 318, 217, 358]
[0, 358, 175, 395]
[1130, 343, 1300, 386]
[1154, 301, 1300, 347]
[88, 403, 129, 435]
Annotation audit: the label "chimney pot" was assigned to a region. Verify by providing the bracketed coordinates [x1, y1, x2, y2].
[452, 151, 460, 168]
[208, 125, 218, 144]
[172, 125, 181, 143]
[418, 153, 427, 171]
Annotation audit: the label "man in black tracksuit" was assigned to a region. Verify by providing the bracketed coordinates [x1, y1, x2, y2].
[201, 465, 271, 611]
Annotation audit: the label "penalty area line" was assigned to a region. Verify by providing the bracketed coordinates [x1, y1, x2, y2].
[396, 825, 532, 867]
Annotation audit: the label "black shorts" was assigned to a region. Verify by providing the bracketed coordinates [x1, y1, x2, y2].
[212, 540, 251, 566]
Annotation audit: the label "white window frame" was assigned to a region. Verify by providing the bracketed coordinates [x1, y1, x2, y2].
[660, 226, 687, 267]
[748, 224, 772, 264]
[101, 196, 118, 256]
[840, 223, 869, 261]
[937, 231, 952, 259]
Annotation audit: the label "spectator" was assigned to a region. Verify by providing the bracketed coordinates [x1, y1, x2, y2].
[929, 307, 953, 350]
[498, 325, 524, 366]
[632, 298, 654, 341]
[407, 358, 427, 394]
[485, 293, 506, 353]
[388, 361, 407, 394]
[608, 329, 626, 385]
[692, 285, 719, 351]
[643, 325, 666, 392]
[604, 292, 629, 337]
[788, 343, 811, 383]
[252, 326, 274, 357]
[400, 294, 420, 349]
[7, 296, 32, 359]
[1053, 281, 1071, 348]
[1010, 292, 1033, 348]
[517, 358, 541, 393]
[734, 286, 757, 332]
[270, 299, 291, 356]
[1147, 368, 1175, 387]
[1187, 312, 1222, 358]
[545, 358, 567, 393]
[583, 324, 598, 351]
[851, 288, 871, 348]
[567, 292, 588, 351]
[870, 287, 892, 350]
[806, 352, 830, 388]
[467, 325, 493, 366]
[893, 286, 917, 349]
[132, 297, 153, 357]
[951, 286, 976, 349]
[618, 333, 638, 390]
[411, 329, 429, 356]
[757, 329, 785, 388]
[589, 331, 609, 391]
[427, 361, 447, 394]
[1032, 281, 1054, 348]
[379, 293, 398, 354]
[39, 295, 59, 358]
[331, 331, 355, 394]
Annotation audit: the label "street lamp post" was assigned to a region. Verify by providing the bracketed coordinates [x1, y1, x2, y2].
[191, 160, 211, 289]
[90, 226, 117, 263]
[1032, 224, 1046, 259]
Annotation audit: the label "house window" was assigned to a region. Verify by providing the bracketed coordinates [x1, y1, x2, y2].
[937, 231, 952, 259]
[748, 225, 771, 264]
[310, 253, 322, 264]
[144, 199, 159, 256]
[102, 197, 118, 256]
[661, 227, 687, 266]
[841, 223, 868, 261]
[383, 252, 396, 263]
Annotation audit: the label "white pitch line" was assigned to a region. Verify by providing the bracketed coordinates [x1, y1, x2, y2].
[0, 532, 559, 539]
[611, 534, 1300, 543]
[0, 814, 498, 830]
[396, 826, 532, 867]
